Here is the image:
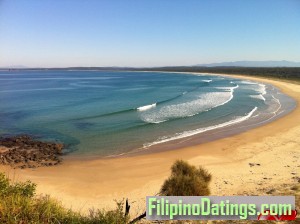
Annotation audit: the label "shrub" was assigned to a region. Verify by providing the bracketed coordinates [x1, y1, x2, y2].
[0, 173, 36, 198]
[0, 173, 130, 223]
[88, 200, 130, 224]
[160, 160, 212, 196]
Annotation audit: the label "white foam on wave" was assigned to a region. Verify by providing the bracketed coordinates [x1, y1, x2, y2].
[143, 107, 258, 148]
[241, 81, 267, 96]
[216, 84, 239, 91]
[202, 79, 212, 83]
[250, 94, 266, 101]
[241, 80, 257, 85]
[139, 85, 239, 124]
[258, 84, 267, 95]
[137, 103, 157, 111]
[270, 95, 282, 115]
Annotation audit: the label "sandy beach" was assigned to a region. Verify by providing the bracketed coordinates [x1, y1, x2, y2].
[1, 74, 299, 215]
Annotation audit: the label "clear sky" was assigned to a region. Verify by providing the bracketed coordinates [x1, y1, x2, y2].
[0, 0, 300, 67]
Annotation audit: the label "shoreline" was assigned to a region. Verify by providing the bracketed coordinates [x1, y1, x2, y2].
[0, 73, 299, 213]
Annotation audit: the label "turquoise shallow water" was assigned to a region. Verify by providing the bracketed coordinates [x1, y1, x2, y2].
[0, 70, 294, 156]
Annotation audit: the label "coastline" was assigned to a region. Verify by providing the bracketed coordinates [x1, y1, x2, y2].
[0, 74, 299, 213]
[61, 71, 296, 159]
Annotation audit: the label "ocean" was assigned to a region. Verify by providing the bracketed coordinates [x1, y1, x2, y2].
[0, 70, 295, 157]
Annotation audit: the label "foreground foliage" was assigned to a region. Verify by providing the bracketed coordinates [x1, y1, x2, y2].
[0, 160, 212, 223]
[0, 173, 130, 224]
[160, 160, 212, 196]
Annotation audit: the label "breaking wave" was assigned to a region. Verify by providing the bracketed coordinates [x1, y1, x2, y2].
[143, 107, 258, 148]
[250, 94, 266, 101]
[137, 103, 157, 111]
[241, 81, 257, 85]
[139, 85, 239, 124]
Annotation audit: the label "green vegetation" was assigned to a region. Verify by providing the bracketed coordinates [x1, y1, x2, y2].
[0, 160, 212, 223]
[0, 173, 130, 224]
[160, 160, 212, 196]
[132, 67, 300, 83]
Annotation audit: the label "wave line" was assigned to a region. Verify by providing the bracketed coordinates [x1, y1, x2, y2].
[143, 107, 258, 148]
[137, 103, 157, 111]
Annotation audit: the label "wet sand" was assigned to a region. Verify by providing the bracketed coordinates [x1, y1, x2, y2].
[1, 74, 299, 214]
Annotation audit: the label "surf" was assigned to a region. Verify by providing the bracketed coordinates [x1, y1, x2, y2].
[139, 84, 239, 124]
[137, 103, 157, 111]
[143, 107, 258, 148]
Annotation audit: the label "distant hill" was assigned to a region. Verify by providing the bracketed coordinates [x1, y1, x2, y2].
[196, 60, 300, 67]
[2, 60, 300, 70]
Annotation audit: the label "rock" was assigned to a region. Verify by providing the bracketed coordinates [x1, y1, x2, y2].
[0, 135, 64, 169]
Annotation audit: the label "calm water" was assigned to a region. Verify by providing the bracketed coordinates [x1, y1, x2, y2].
[0, 70, 294, 156]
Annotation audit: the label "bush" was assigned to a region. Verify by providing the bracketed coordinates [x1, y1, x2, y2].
[0, 173, 130, 223]
[160, 160, 212, 196]
[0, 173, 36, 198]
[88, 200, 130, 224]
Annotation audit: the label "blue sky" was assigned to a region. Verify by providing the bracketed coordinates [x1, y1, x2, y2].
[0, 0, 299, 67]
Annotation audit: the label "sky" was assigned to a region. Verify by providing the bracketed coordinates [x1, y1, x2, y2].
[0, 0, 300, 68]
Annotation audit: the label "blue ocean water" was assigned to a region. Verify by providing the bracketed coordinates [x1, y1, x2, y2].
[0, 70, 293, 156]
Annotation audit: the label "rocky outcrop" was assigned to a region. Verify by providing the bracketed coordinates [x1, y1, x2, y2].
[0, 135, 63, 169]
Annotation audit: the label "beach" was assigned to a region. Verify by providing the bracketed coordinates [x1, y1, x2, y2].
[0, 74, 299, 214]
